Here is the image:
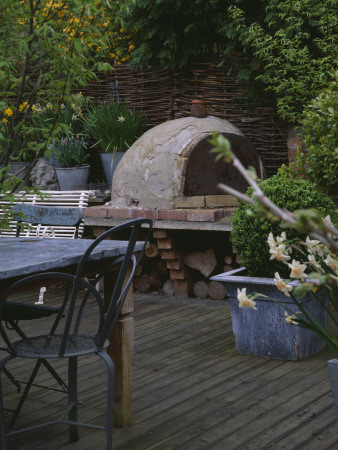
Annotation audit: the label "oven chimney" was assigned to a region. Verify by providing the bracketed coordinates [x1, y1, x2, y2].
[191, 99, 207, 118]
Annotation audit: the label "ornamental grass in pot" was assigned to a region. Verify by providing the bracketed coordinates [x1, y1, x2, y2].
[83, 102, 147, 186]
[221, 174, 337, 360]
[52, 136, 90, 190]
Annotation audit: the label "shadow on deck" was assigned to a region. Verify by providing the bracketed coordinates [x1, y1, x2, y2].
[2, 293, 338, 449]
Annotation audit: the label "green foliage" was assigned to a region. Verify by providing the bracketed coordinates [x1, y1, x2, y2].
[120, 0, 231, 70]
[30, 94, 87, 142]
[52, 136, 89, 168]
[122, 0, 337, 122]
[227, 0, 337, 123]
[83, 102, 147, 152]
[232, 175, 336, 278]
[0, 0, 116, 177]
[296, 71, 338, 195]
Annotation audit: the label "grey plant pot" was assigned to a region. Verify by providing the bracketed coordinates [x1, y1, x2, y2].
[7, 162, 32, 187]
[328, 359, 338, 421]
[55, 165, 90, 190]
[211, 268, 328, 360]
[100, 152, 124, 187]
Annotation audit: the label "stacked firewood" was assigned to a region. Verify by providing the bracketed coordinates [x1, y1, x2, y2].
[133, 242, 170, 293]
[133, 239, 237, 300]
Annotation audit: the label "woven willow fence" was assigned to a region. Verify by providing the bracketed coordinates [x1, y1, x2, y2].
[81, 58, 290, 179]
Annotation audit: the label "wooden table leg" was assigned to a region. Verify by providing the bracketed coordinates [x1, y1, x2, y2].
[104, 266, 134, 427]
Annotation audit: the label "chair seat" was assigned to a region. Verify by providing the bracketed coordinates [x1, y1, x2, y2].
[12, 334, 109, 358]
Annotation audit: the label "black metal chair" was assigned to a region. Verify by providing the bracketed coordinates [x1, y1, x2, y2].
[2, 205, 84, 396]
[0, 218, 152, 450]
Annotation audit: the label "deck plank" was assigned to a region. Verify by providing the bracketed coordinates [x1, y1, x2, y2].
[2, 292, 338, 449]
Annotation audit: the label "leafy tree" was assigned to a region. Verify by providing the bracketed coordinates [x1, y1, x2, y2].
[120, 0, 235, 70]
[122, 0, 337, 123]
[227, 0, 338, 123]
[0, 0, 129, 170]
[0, 0, 126, 229]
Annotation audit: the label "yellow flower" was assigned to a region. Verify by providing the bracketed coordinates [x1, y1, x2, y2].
[19, 101, 28, 112]
[5, 108, 13, 117]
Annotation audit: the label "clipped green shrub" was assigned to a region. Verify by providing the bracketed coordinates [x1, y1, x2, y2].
[296, 70, 338, 196]
[232, 175, 336, 278]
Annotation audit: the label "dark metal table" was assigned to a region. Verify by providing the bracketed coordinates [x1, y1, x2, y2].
[0, 237, 142, 427]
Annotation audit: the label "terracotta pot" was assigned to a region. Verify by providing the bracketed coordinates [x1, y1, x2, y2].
[191, 99, 207, 118]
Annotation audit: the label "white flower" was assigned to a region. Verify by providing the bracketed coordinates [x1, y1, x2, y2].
[284, 311, 298, 326]
[276, 232, 287, 244]
[267, 232, 276, 249]
[308, 254, 323, 272]
[324, 254, 338, 273]
[288, 260, 307, 280]
[305, 236, 324, 257]
[274, 272, 293, 297]
[268, 232, 291, 262]
[117, 115, 125, 122]
[269, 246, 291, 263]
[237, 288, 258, 310]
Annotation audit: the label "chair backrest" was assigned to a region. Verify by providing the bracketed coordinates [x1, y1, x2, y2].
[0, 190, 94, 239]
[12, 204, 84, 239]
[0, 218, 153, 358]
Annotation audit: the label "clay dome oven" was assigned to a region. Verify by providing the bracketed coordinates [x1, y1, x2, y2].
[110, 116, 264, 210]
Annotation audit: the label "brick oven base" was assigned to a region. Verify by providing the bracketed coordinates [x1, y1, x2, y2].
[84, 207, 238, 298]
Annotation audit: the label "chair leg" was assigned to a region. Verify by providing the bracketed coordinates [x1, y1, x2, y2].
[2, 367, 21, 393]
[9, 359, 43, 429]
[0, 355, 15, 450]
[0, 374, 7, 450]
[98, 351, 115, 450]
[68, 356, 79, 441]
[41, 359, 67, 392]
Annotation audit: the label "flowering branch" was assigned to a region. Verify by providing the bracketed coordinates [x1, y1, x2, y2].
[209, 133, 338, 253]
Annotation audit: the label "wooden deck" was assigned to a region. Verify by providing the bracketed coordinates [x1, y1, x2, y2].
[2, 293, 338, 449]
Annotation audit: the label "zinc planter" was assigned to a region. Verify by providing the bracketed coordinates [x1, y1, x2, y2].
[55, 165, 90, 190]
[7, 162, 32, 187]
[211, 268, 328, 361]
[100, 152, 124, 187]
[328, 359, 338, 422]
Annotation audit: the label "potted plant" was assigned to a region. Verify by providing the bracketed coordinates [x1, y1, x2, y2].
[210, 133, 338, 420]
[83, 101, 147, 186]
[212, 172, 336, 360]
[52, 136, 90, 190]
[0, 113, 36, 187]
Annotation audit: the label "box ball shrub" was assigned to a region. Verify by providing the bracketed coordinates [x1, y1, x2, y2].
[231, 175, 336, 278]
